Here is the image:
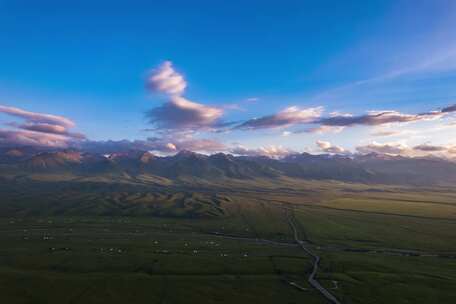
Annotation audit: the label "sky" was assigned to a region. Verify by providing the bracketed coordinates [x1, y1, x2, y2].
[1, 0, 456, 158]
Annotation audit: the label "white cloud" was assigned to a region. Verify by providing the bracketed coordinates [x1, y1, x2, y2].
[356, 141, 409, 155]
[316, 140, 346, 154]
[147, 61, 187, 96]
[166, 142, 177, 151]
[81, 136, 226, 154]
[230, 145, 294, 158]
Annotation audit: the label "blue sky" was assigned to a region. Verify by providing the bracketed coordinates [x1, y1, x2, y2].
[1, 0, 456, 157]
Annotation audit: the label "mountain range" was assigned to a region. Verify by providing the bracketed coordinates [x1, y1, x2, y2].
[1, 147, 456, 186]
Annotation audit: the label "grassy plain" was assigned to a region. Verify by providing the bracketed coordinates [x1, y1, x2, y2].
[0, 177, 455, 303]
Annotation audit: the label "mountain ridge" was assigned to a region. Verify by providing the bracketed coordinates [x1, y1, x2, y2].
[2, 147, 456, 185]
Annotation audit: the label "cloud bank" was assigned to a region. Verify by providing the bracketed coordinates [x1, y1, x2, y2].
[318, 110, 443, 127]
[230, 145, 295, 158]
[0, 105, 85, 147]
[355, 141, 456, 158]
[81, 137, 226, 154]
[0, 105, 75, 128]
[231, 103, 455, 134]
[356, 142, 409, 155]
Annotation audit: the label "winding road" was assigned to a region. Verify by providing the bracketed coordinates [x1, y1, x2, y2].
[287, 210, 342, 304]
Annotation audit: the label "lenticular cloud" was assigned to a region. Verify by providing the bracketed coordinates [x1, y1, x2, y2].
[0, 105, 85, 147]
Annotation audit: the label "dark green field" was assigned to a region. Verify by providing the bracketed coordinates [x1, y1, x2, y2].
[1, 177, 456, 303]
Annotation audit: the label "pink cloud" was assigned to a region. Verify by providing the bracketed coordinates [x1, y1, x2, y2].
[147, 61, 187, 96]
[81, 137, 226, 154]
[318, 110, 443, 127]
[0, 105, 75, 128]
[0, 129, 70, 148]
[230, 145, 295, 158]
[147, 96, 223, 131]
[0, 105, 84, 147]
[356, 142, 409, 155]
[316, 140, 347, 154]
[236, 106, 323, 130]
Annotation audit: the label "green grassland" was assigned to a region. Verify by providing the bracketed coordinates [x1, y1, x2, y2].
[0, 177, 455, 303]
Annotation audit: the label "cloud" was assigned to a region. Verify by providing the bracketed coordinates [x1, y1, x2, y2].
[145, 61, 225, 134]
[233, 103, 453, 134]
[0, 105, 84, 147]
[316, 140, 346, 154]
[318, 110, 442, 127]
[147, 96, 223, 131]
[304, 125, 345, 134]
[0, 129, 71, 148]
[412, 143, 456, 157]
[230, 145, 294, 158]
[172, 138, 226, 152]
[0, 105, 75, 128]
[18, 122, 67, 134]
[148, 136, 226, 153]
[356, 141, 409, 155]
[165, 142, 177, 151]
[143, 61, 456, 149]
[413, 143, 447, 152]
[235, 106, 323, 130]
[81, 137, 226, 154]
[442, 104, 456, 113]
[356, 141, 456, 159]
[7, 122, 86, 139]
[370, 129, 406, 137]
[147, 61, 187, 96]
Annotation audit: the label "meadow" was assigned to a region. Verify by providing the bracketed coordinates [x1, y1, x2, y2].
[0, 178, 455, 303]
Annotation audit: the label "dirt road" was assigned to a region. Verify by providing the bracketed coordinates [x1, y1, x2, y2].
[287, 210, 342, 304]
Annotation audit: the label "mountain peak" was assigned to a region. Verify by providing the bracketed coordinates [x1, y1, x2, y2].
[139, 151, 155, 163]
